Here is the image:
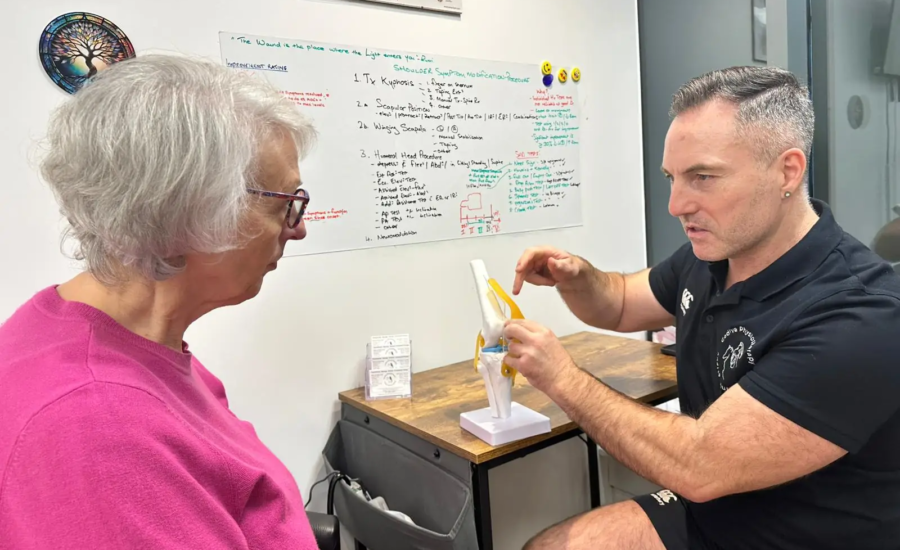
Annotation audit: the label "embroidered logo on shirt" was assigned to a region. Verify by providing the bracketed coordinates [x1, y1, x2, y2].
[651, 489, 679, 506]
[717, 326, 757, 391]
[680, 289, 694, 315]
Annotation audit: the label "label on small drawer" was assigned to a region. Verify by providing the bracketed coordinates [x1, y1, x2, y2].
[369, 356, 411, 371]
[368, 345, 411, 358]
[370, 334, 411, 348]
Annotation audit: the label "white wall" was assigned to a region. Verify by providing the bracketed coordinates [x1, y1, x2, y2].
[825, 0, 899, 246]
[0, 1, 646, 548]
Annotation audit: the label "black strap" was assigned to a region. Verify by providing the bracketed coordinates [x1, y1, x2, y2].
[327, 472, 344, 515]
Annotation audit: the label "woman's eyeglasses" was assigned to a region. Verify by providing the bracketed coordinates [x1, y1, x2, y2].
[246, 187, 310, 228]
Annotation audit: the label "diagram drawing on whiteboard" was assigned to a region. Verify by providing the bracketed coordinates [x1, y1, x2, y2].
[460, 193, 500, 236]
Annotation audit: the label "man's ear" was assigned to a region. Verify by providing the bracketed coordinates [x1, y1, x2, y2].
[779, 148, 807, 196]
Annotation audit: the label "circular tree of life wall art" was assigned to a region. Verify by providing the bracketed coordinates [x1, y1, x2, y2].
[39, 12, 135, 94]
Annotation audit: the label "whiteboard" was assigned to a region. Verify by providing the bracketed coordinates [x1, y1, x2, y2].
[219, 32, 583, 256]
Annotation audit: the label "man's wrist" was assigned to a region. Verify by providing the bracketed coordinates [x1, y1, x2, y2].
[555, 256, 593, 295]
[546, 362, 595, 407]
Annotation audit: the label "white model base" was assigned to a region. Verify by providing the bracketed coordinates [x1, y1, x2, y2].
[460, 402, 551, 446]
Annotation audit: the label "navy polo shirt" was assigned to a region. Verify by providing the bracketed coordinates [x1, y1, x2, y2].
[649, 199, 900, 550]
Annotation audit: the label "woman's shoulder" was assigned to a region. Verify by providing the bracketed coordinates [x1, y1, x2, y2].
[1, 378, 241, 495]
[0, 287, 97, 436]
[0, 288, 222, 469]
[15, 380, 184, 436]
[0, 381, 254, 549]
[0, 380, 209, 488]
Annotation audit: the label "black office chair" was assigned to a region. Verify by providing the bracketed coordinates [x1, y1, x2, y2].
[307, 512, 339, 550]
[303, 471, 353, 550]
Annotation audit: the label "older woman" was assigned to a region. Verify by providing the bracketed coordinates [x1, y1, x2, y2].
[0, 55, 329, 549]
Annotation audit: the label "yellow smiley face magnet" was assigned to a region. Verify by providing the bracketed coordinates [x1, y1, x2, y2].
[558, 68, 568, 83]
[541, 61, 552, 75]
[571, 67, 581, 82]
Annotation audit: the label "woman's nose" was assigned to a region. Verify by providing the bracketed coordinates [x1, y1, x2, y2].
[282, 220, 306, 241]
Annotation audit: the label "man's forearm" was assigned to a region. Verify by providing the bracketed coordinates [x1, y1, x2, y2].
[557, 262, 625, 331]
[547, 367, 703, 498]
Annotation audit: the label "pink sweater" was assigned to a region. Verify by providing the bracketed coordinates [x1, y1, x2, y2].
[0, 287, 318, 549]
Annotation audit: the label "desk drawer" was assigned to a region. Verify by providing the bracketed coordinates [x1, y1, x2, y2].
[340, 403, 471, 481]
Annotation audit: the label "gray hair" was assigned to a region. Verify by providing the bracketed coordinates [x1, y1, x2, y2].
[670, 66, 814, 166]
[39, 54, 317, 284]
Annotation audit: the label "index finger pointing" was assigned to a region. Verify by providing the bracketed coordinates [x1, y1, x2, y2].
[512, 251, 534, 294]
[513, 248, 543, 294]
[513, 270, 526, 295]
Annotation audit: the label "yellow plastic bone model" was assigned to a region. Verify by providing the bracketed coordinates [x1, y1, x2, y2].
[470, 259, 524, 419]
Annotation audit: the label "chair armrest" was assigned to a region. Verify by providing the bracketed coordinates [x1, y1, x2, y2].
[307, 511, 340, 550]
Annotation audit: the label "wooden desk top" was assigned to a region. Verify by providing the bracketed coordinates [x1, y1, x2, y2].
[338, 331, 677, 464]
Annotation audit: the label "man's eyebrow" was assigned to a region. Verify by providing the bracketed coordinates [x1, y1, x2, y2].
[684, 163, 726, 173]
[661, 163, 727, 176]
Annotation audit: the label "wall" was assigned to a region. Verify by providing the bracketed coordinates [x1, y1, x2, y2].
[786, 0, 810, 85]
[823, 0, 899, 247]
[0, 1, 647, 548]
[639, 0, 766, 266]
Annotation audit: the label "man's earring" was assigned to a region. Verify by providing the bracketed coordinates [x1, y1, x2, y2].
[784, 191, 791, 198]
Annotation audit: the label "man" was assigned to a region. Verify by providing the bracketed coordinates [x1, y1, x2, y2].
[502, 66, 900, 549]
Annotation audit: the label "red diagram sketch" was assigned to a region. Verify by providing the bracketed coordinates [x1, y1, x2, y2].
[459, 193, 501, 236]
